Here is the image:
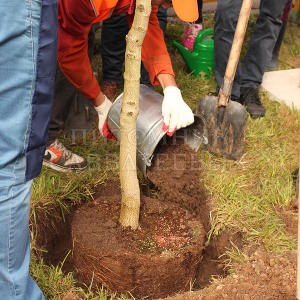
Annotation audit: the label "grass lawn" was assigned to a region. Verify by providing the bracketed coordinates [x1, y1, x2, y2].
[29, 13, 300, 300]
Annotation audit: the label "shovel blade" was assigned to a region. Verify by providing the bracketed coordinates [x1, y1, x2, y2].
[197, 96, 247, 160]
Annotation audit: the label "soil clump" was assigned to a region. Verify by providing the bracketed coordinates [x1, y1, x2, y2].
[147, 143, 209, 231]
[165, 247, 296, 300]
[71, 196, 205, 299]
[70, 144, 212, 298]
[35, 144, 237, 298]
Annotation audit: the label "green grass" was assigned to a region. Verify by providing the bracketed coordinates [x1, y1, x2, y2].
[201, 98, 299, 252]
[31, 257, 132, 300]
[30, 13, 300, 299]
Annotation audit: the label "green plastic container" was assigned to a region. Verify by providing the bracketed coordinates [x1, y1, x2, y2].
[173, 28, 214, 78]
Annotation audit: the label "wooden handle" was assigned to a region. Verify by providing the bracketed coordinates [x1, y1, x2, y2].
[218, 0, 253, 107]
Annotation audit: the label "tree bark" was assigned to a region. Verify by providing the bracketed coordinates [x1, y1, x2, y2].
[119, 0, 151, 229]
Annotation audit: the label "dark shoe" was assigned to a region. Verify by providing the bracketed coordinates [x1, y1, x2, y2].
[231, 96, 243, 105]
[209, 92, 243, 104]
[43, 139, 87, 172]
[101, 80, 118, 101]
[240, 87, 265, 119]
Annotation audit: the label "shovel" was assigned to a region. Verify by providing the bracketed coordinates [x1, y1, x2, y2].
[197, 0, 253, 160]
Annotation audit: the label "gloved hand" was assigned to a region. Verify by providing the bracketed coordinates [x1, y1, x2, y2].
[94, 95, 115, 140]
[162, 86, 194, 136]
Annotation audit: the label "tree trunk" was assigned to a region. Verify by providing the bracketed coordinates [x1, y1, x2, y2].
[119, 0, 151, 229]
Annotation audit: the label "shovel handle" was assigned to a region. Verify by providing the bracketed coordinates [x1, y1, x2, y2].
[218, 0, 253, 107]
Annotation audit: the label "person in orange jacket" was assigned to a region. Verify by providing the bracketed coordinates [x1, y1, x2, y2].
[58, 0, 197, 136]
[43, 0, 200, 172]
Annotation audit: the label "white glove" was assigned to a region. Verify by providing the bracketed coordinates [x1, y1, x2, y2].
[162, 86, 194, 135]
[94, 95, 113, 138]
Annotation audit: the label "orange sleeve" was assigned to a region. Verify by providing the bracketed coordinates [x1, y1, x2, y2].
[129, 5, 175, 86]
[57, 0, 100, 100]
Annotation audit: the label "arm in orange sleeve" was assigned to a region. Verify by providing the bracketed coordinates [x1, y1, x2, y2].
[57, 0, 100, 100]
[127, 5, 175, 86]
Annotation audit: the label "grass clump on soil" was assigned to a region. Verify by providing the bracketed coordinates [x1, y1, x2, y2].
[31, 255, 131, 300]
[30, 13, 300, 299]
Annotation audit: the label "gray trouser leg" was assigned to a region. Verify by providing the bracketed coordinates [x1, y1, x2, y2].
[214, 0, 287, 98]
[214, 0, 243, 99]
[48, 66, 77, 145]
[241, 0, 287, 88]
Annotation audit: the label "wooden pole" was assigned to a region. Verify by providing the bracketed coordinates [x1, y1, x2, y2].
[218, 0, 253, 106]
[119, 0, 151, 229]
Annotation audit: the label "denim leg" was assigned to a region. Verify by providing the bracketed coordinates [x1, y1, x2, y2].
[0, 0, 44, 298]
[0, 181, 43, 300]
[241, 0, 287, 87]
[214, 0, 242, 98]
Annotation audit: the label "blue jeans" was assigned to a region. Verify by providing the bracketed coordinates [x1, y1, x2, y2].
[0, 0, 44, 298]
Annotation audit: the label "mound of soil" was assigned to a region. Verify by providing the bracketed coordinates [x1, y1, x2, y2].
[165, 247, 296, 300]
[147, 143, 209, 231]
[71, 196, 206, 299]
[36, 143, 220, 298]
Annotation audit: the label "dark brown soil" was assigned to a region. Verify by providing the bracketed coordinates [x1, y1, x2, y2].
[194, 230, 244, 289]
[32, 143, 299, 299]
[147, 143, 209, 231]
[277, 198, 298, 238]
[31, 204, 74, 274]
[34, 144, 238, 299]
[165, 247, 297, 300]
[71, 196, 206, 299]
[34, 187, 244, 299]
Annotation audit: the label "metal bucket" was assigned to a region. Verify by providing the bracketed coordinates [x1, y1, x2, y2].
[107, 84, 208, 175]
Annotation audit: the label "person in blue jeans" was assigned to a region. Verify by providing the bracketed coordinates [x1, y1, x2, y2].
[0, 0, 58, 299]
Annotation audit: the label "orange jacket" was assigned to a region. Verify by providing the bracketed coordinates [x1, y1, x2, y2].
[57, 0, 174, 100]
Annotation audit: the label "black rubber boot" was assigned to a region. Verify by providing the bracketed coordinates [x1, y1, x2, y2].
[231, 96, 243, 105]
[240, 87, 266, 119]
